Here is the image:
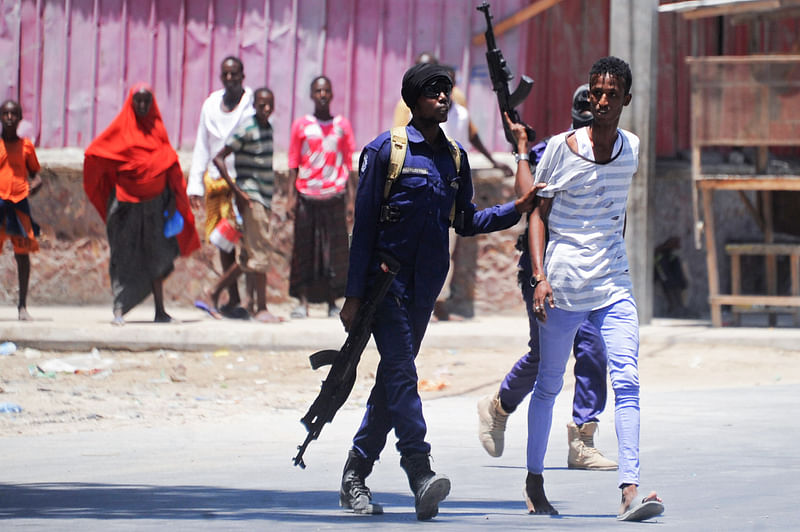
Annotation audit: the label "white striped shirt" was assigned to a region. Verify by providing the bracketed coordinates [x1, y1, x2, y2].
[534, 127, 639, 311]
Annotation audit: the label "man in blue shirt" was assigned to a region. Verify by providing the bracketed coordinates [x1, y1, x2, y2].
[338, 62, 538, 521]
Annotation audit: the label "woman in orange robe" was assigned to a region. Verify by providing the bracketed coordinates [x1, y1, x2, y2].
[84, 83, 200, 325]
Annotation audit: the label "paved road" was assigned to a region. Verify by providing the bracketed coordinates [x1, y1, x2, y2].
[1, 305, 799, 530]
[2, 386, 798, 530]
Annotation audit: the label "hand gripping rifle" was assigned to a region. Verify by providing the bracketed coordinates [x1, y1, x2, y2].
[476, 2, 536, 148]
[293, 253, 400, 468]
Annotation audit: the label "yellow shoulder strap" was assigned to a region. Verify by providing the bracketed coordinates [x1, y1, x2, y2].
[444, 135, 461, 225]
[385, 127, 408, 199]
[385, 127, 462, 226]
[445, 135, 461, 174]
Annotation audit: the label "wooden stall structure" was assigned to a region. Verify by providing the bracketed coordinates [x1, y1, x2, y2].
[689, 55, 800, 326]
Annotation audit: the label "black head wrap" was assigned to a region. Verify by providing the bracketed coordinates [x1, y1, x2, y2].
[571, 83, 593, 129]
[401, 63, 452, 109]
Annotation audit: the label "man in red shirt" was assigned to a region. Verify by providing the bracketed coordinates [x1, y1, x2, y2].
[287, 76, 355, 319]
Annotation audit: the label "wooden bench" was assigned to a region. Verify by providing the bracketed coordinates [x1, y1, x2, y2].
[724, 243, 800, 326]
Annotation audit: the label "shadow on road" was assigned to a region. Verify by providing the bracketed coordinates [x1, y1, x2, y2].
[0, 482, 543, 523]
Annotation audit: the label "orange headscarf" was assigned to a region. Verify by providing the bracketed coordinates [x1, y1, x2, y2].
[86, 83, 177, 174]
[83, 83, 200, 256]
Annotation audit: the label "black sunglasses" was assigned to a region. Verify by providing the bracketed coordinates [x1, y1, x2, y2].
[421, 80, 453, 99]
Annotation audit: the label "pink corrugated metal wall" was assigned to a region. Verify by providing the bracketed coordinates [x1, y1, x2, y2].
[4, 1, 797, 157]
[514, 1, 799, 158]
[2, 0, 532, 153]
[518, 0, 610, 144]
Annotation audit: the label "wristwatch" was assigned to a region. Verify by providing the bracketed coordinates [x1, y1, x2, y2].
[530, 273, 546, 288]
[514, 152, 529, 164]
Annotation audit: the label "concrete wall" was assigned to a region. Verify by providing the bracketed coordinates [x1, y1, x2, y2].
[6, 147, 793, 319]
[0, 150, 528, 316]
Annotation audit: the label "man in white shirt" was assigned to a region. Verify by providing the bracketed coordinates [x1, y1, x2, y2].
[188, 56, 254, 318]
[508, 56, 664, 522]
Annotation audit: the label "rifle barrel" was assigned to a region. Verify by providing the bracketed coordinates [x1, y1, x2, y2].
[477, 3, 497, 50]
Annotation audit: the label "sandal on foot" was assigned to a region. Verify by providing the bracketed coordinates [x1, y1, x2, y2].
[254, 311, 285, 323]
[617, 496, 664, 522]
[290, 306, 308, 319]
[194, 300, 222, 320]
[523, 473, 558, 515]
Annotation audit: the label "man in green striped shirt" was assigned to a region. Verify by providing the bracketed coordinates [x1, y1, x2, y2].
[203, 87, 283, 323]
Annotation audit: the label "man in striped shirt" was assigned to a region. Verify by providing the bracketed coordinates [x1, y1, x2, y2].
[478, 84, 618, 472]
[508, 56, 664, 522]
[200, 87, 282, 323]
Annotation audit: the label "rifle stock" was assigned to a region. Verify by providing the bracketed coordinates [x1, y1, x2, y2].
[293, 253, 400, 469]
[477, 2, 536, 148]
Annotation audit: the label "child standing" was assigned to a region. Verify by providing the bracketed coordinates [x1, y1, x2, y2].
[198, 87, 282, 323]
[0, 100, 43, 321]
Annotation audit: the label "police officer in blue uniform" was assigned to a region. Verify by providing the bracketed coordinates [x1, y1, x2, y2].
[338, 62, 539, 521]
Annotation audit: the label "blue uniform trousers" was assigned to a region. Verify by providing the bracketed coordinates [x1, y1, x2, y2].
[500, 250, 608, 424]
[352, 292, 432, 460]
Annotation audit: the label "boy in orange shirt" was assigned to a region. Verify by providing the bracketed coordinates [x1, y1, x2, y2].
[0, 100, 43, 320]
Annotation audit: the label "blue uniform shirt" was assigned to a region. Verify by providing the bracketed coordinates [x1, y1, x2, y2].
[346, 124, 521, 308]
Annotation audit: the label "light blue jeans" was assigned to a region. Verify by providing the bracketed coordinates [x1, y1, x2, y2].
[527, 297, 640, 487]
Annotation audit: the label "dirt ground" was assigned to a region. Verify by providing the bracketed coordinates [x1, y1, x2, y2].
[2, 340, 799, 437]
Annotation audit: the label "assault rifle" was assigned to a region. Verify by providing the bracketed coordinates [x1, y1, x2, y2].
[293, 253, 400, 468]
[477, 2, 536, 148]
